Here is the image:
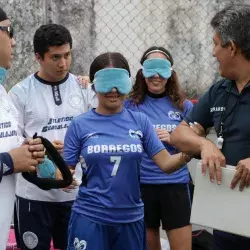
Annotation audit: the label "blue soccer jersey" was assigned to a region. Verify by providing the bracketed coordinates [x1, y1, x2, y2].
[63, 108, 165, 224]
[124, 96, 193, 184]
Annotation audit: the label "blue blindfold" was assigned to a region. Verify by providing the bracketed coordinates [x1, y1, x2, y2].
[94, 68, 132, 94]
[142, 58, 172, 79]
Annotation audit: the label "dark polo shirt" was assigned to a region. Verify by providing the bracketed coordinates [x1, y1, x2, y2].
[185, 79, 250, 166]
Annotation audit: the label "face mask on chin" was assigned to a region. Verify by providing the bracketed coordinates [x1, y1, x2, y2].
[0, 67, 7, 85]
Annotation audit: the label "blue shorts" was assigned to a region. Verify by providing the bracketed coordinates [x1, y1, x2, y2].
[68, 211, 147, 250]
[16, 196, 73, 250]
[213, 230, 250, 250]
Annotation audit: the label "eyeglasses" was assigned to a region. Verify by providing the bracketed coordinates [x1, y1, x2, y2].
[0, 26, 13, 39]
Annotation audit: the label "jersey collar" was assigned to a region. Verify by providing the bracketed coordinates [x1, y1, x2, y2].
[34, 72, 69, 86]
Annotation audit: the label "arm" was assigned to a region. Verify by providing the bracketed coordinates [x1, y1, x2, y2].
[0, 148, 37, 183]
[171, 120, 209, 155]
[171, 90, 226, 184]
[0, 139, 45, 181]
[63, 120, 82, 169]
[152, 150, 191, 174]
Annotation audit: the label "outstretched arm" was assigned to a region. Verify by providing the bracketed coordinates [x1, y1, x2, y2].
[152, 149, 191, 174]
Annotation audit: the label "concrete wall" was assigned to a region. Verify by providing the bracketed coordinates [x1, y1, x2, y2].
[2, 0, 249, 96]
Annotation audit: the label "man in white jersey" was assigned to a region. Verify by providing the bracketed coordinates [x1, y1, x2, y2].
[8, 24, 97, 250]
[0, 8, 45, 249]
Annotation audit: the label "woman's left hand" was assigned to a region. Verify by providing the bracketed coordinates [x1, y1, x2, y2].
[155, 128, 170, 143]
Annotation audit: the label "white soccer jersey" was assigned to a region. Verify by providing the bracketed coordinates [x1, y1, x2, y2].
[0, 85, 21, 249]
[8, 73, 97, 202]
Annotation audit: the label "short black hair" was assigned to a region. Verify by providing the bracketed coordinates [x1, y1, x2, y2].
[33, 24, 72, 59]
[0, 8, 8, 22]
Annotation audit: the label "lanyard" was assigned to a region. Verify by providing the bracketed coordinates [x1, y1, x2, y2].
[217, 81, 249, 149]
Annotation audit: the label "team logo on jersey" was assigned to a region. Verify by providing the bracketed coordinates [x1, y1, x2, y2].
[168, 111, 181, 121]
[22, 231, 38, 249]
[74, 238, 87, 250]
[129, 129, 143, 139]
[68, 93, 83, 109]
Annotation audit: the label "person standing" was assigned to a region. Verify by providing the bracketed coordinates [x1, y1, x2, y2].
[8, 24, 96, 249]
[0, 8, 45, 249]
[171, 4, 250, 250]
[125, 46, 193, 250]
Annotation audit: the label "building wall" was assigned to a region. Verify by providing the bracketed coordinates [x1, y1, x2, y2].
[2, 0, 248, 96]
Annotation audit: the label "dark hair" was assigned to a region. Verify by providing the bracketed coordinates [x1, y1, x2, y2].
[89, 52, 131, 82]
[33, 24, 72, 59]
[0, 8, 8, 22]
[129, 46, 185, 110]
[211, 4, 250, 60]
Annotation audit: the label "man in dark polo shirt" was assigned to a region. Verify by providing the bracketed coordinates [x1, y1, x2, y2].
[171, 4, 250, 250]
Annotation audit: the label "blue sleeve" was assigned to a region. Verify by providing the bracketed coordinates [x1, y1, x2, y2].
[184, 90, 213, 130]
[0, 152, 14, 182]
[141, 114, 165, 158]
[183, 100, 193, 117]
[63, 120, 82, 166]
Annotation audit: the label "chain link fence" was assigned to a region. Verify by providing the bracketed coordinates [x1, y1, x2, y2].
[2, 0, 248, 97]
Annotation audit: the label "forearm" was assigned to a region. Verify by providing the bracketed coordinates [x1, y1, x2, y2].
[163, 153, 191, 174]
[170, 122, 209, 155]
[152, 150, 191, 174]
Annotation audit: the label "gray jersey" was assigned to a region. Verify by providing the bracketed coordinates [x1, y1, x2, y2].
[8, 73, 97, 202]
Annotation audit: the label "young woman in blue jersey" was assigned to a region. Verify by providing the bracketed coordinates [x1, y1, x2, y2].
[63, 52, 192, 250]
[125, 46, 193, 250]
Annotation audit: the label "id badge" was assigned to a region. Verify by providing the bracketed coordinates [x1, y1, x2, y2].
[216, 136, 224, 149]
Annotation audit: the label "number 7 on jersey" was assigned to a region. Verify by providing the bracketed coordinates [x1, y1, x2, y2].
[110, 156, 121, 176]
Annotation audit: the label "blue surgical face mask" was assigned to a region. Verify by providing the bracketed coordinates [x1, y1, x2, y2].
[94, 68, 132, 95]
[142, 58, 172, 79]
[0, 67, 7, 85]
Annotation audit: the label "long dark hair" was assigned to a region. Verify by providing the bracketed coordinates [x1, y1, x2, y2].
[129, 46, 185, 110]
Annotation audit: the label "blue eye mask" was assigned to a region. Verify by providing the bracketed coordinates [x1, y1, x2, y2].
[94, 68, 132, 94]
[0, 67, 7, 85]
[142, 58, 172, 79]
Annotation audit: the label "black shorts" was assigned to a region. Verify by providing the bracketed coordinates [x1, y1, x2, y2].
[140, 183, 191, 231]
[16, 196, 73, 250]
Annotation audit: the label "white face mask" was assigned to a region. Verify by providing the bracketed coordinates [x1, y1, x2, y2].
[0, 67, 7, 85]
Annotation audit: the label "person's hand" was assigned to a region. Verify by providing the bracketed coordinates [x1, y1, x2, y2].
[52, 140, 64, 155]
[9, 145, 40, 173]
[155, 128, 170, 143]
[189, 121, 206, 137]
[200, 140, 226, 184]
[24, 138, 45, 163]
[56, 168, 78, 193]
[231, 158, 250, 191]
[77, 75, 90, 89]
